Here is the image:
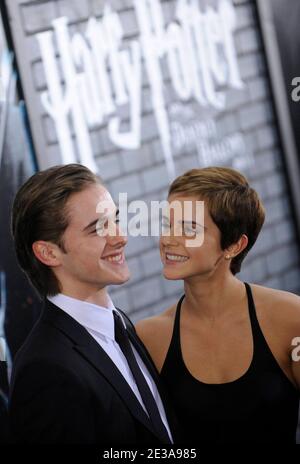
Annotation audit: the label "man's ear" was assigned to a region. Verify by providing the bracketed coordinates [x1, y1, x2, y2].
[32, 241, 61, 267]
[225, 234, 249, 260]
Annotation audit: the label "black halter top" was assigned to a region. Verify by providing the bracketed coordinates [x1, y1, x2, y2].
[160, 283, 299, 443]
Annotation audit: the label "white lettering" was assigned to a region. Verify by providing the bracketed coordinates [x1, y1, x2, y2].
[291, 77, 300, 102]
[37, 0, 244, 177]
[292, 337, 300, 362]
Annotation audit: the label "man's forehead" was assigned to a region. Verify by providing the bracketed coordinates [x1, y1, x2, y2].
[97, 187, 114, 203]
[67, 185, 116, 219]
[96, 189, 116, 216]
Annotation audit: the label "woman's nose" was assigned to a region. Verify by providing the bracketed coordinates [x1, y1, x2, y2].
[160, 228, 180, 246]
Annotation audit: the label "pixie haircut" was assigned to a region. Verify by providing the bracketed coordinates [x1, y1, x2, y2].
[11, 164, 102, 298]
[168, 167, 265, 275]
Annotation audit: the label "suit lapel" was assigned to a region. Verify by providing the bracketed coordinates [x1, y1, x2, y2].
[74, 341, 158, 436]
[42, 300, 162, 440]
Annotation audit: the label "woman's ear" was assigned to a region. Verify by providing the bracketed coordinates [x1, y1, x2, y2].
[224, 234, 248, 260]
[32, 241, 61, 267]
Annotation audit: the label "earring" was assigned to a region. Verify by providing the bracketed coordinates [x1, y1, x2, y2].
[225, 255, 231, 260]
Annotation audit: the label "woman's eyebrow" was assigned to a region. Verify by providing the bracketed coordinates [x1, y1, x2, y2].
[180, 220, 204, 227]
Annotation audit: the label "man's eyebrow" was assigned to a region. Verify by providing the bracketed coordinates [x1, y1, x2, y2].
[82, 209, 119, 232]
[82, 219, 99, 232]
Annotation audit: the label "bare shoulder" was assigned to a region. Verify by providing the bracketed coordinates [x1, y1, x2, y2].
[250, 283, 300, 331]
[250, 284, 300, 388]
[135, 305, 176, 372]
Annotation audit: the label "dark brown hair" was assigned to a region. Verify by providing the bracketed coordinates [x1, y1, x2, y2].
[168, 167, 265, 274]
[11, 164, 102, 297]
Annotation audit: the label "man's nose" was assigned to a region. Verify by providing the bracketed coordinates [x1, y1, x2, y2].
[107, 223, 128, 246]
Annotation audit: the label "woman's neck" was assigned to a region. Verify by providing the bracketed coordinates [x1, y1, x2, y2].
[183, 273, 246, 323]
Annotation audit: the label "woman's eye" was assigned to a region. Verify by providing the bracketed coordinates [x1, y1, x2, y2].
[161, 221, 171, 231]
[184, 227, 196, 236]
[183, 223, 202, 236]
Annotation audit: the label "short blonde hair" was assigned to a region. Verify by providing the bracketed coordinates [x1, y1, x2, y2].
[168, 167, 265, 274]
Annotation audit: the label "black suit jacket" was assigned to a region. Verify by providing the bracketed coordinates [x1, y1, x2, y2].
[8, 300, 180, 444]
[0, 387, 8, 445]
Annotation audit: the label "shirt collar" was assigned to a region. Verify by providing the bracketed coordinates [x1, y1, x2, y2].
[47, 293, 123, 341]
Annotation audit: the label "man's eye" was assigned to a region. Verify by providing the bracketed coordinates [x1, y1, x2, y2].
[91, 227, 101, 234]
[95, 217, 119, 234]
[94, 227, 102, 235]
[95, 220, 106, 235]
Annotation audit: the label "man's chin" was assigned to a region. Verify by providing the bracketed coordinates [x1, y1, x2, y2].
[110, 270, 131, 285]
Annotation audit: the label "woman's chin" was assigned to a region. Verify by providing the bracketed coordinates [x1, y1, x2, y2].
[163, 268, 183, 280]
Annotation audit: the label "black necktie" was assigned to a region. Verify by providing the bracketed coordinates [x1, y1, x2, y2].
[113, 310, 171, 443]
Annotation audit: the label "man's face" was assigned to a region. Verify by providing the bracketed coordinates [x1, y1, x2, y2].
[54, 183, 130, 295]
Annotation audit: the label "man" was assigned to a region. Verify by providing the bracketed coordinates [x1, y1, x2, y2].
[9, 164, 178, 444]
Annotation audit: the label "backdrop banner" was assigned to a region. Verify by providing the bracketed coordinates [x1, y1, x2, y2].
[0, 18, 40, 371]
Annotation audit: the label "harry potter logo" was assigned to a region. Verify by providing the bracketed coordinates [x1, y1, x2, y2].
[37, 0, 243, 178]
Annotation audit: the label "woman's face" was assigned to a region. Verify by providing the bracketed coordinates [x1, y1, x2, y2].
[159, 194, 227, 282]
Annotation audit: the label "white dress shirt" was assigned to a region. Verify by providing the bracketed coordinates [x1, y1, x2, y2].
[47, 293, 173, 442]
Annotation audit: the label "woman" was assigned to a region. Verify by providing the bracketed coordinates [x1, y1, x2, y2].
[136, 167, 300, 444]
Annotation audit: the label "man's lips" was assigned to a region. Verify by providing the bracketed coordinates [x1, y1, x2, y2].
[101, 251, 125, 264]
